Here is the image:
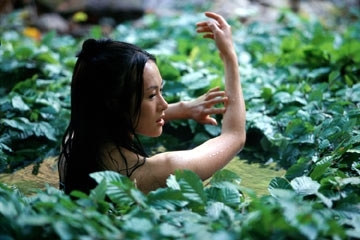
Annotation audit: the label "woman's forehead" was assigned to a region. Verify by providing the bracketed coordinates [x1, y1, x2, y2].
[143, 61, 162, 89]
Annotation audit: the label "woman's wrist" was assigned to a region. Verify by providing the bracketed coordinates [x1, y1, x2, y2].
[178, 101, 192, 119]
[165, 101, 191, 121]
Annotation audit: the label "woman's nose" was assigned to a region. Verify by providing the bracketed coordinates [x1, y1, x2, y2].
[159, 95, 168, 111]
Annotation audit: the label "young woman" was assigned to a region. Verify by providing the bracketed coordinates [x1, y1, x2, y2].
[59, 12, 246, 194]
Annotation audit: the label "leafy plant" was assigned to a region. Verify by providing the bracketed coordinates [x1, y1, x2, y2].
[0, 28, 77, 171]
[1, 169, 359, 239]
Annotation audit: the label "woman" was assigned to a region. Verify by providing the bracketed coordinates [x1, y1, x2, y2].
[59, 12, 246, 194]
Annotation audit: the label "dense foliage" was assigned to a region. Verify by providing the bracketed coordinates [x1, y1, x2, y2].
[2, 169, 359, 239]
[0, 7, 359, 239]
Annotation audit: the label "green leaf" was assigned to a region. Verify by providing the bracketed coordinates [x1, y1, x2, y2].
[206, 185, 241, 207]
[261, 87, 273, 101]
[352, 161, 360, 175]
[210, 169, 241, 184]
[89, 179, 107, 202]
[310, 156, 333, 180]
[14, 46, 34, 59]
[36, 51, 59, 64]
[174, 170, 207, 211]
[204, 124, 221, 136]
[281, 34, 301, 52]
[206, 201, 236, 221]
[148, 188, 188, 210]
[268, 177, 293, 197]
[122, 217, 154, 233]
[90, 171, 144, 208]
[290, 176, 320, 196]
[89, 26, 103, 39]
[181, 71, 211, 90]
[11, 95, 30, 111]
[159, 222, 184, 238]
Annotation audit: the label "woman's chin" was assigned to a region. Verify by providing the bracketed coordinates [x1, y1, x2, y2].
[138, 130, 163, 138]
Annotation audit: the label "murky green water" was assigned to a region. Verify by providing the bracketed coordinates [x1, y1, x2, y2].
[0, 157, 285, 196]
[225, 157, 286, 196]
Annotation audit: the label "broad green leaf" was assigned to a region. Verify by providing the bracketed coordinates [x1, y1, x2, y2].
[210, 169, 241, 184]
[159, 61, 181, 80]
[336, 177, 360, 187]
[36, 51, 59, 64]
[206, 201, 236, 222]
[281, 34, 301, 52]
[14, 46, 34, 59]
[166, 174, 181, 190]
[261, 87, 273, 101]
[310, 156, 334, 180]
[90, 170, 127, 184]
[290, 176, 320, 196]
[180, 71, 211, 90]
[159, 222, 184, 238]
[122, 217, 154, 232]
[148, 188, 188, 210]
[1, 117, 56, 141]
[11, 95, 29, 111]
[352, 161, 360, 175]
[308, 67, 331, 80]
[89, 26, 102, 39]
[90, 171, 143, 208]
[204, 124, 221, 136]
[206, 185, 241, 207]
[268, 177, 293, 198]
[89, 179, 107, 202]
[174, 170, 207, 210]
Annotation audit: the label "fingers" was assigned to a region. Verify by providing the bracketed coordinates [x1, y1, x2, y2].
[196, 22, 218, 37]
[207, 86, 221, 92]
[196, 16, 220, 36]
[203, 116, 218, 126]
[196, 12, 228, 30]
[204, 106, 226, 115]
[204, 12, 227, 26]
[202, 107, 226, 125]
[208, 98, 228, 110]
[196, 22, 214, 37]
[196, 12, 225, 27]
[205, 89, 226, 101]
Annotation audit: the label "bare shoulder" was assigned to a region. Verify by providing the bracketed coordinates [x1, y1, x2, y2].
[100, 143, 179, 193]
[130, 151, 180, 193]
[131, 150, 201, 193]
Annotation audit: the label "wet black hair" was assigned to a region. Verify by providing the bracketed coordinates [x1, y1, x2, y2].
[58, 38, 156, 195]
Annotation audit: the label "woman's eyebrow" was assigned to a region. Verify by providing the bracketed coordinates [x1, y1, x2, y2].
[145, 81, 164, 90]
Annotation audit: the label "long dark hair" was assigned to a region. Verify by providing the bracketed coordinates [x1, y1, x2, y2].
[58, 38, 156, 194]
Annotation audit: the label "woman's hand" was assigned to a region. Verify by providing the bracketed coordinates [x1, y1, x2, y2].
[165, 87, 227, 125]
[184, 86, 227, 125]
[196, 12, 236, 60]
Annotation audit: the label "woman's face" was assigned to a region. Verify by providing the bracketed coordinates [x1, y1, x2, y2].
[135, 60, 168, 137]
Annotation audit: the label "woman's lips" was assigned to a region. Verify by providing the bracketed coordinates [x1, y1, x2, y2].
[157, 118, 165, 126]
[157, 115, 165, 126]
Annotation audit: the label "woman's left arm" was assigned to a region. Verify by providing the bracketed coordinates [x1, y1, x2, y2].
[165, 86, 227, 125]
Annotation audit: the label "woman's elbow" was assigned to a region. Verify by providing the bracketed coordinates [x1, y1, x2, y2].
[235, 130, 246, 153]
[224, 130, 246, 154]
[238, 133, 246, 152]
